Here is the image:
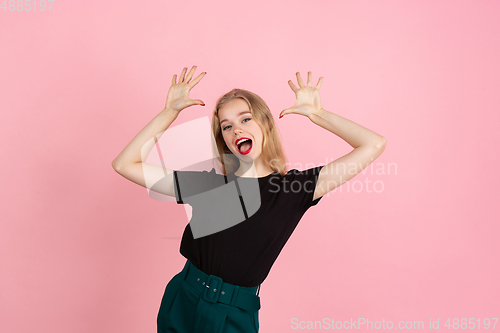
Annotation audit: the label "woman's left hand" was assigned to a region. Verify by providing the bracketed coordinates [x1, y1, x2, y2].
[279, 71, 324, 119]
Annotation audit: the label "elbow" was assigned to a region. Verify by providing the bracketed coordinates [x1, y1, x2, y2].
[374, 137, 387, 151]
[112, 159, 122, 171]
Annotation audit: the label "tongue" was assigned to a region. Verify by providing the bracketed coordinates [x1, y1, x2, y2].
[240, 142, 251, 152]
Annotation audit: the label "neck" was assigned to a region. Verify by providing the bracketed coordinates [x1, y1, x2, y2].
[234, 160, 274, 178]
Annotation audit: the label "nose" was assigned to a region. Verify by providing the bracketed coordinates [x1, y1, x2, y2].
[233, 124, 243, 134]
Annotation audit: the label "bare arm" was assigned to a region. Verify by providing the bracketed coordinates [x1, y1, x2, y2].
[111, 108, 179, 196]
[111, 66, 206, 197]
[280, 71, 386, 201]
[308, 108, 386, 200]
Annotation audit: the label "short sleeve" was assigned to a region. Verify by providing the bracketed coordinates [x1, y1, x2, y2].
[173, 168, 223, 204]
[286, 165, 325, 210]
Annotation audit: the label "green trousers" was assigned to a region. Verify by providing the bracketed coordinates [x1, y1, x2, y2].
[157, 259, 261, 333]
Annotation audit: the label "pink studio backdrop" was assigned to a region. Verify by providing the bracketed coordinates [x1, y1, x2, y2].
[1, 0, 499, 332]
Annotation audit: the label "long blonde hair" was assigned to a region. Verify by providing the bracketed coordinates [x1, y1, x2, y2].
[211, 88, 288, 176]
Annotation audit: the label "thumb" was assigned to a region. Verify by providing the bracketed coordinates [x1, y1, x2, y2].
[279, 108, 292, 119]
[191, 99, 205, 106]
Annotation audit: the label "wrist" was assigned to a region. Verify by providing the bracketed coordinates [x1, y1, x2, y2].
[161, 107, 181, 117]
[308, 107, 327, 121]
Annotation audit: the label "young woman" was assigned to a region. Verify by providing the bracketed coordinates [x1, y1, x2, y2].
[112, 65, 386, 332]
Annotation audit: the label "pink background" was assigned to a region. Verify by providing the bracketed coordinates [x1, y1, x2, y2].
[1, 0, 499, 332]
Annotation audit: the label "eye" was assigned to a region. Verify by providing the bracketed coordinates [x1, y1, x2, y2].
[222, 118, 251, 131]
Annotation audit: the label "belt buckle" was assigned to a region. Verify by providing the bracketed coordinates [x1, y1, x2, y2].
[202, 274, 223, 303]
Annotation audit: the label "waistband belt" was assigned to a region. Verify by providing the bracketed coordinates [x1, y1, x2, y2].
[183, 260, 261, 314]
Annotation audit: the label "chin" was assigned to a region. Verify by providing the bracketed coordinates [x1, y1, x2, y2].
[238, 155, 255, 163]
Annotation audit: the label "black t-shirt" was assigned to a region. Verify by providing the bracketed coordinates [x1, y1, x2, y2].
[172, 165, 324, 287]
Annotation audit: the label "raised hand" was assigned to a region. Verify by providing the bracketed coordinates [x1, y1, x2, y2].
[165, 66, 206, 112]
[279, 71, 324, 119]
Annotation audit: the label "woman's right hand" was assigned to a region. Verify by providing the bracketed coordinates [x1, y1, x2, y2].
[164, 66, 206, 113]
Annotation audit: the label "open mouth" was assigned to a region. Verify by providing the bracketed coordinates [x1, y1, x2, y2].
[236, 138, 253, 155]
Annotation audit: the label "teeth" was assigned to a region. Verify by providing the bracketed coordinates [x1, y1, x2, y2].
[237, 138, 251, 146]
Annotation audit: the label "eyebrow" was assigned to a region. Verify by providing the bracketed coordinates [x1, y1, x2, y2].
[220, 111, 252, 125]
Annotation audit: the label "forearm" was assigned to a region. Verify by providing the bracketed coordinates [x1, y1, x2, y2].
[308, 108, 386, 149]
[112, 107, 179, 169]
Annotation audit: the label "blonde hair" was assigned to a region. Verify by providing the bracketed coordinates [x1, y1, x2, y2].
[211, 88, 288, 176]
